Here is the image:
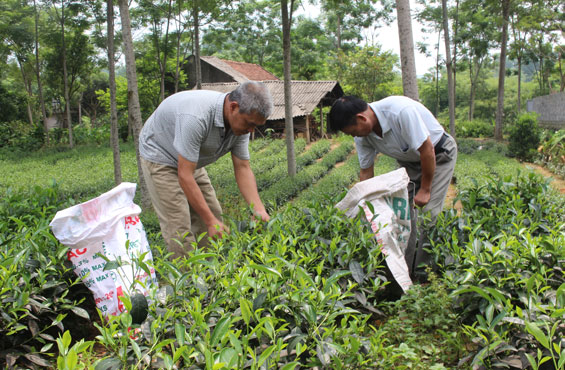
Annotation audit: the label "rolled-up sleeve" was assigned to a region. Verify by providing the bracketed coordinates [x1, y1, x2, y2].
[355, 137, 378, 169]
[399, 106, 430, 151]
[231, 134, 250, 160]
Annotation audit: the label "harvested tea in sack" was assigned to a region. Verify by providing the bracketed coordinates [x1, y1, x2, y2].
[50, 182, 158, 317]
[336, 167, 413, 292]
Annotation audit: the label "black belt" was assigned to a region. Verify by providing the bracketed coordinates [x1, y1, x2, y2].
[434, 133, 449, 154]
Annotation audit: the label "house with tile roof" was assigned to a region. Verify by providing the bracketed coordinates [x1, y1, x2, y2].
[187, 56, 344, 141]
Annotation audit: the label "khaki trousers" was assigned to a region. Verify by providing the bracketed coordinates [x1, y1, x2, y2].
[140, 158, 223, 259]
[399, 135, 458, 277]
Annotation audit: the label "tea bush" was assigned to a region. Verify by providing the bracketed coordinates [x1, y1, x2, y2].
[0, 185, 94, 369]
[430, 172, 565, 368]
[507, 112, 541, 161]
[455, 119, 494, 138]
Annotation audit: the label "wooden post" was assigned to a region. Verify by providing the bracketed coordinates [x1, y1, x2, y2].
[319, 103, 324, 138]
[305, 115, 311, 143]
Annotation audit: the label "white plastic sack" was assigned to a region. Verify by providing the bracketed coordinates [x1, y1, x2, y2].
[50, 182, 158, 317]
[336, 168, 413, 292]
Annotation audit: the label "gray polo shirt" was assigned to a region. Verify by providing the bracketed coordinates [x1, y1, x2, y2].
[355, 96, 445, 169]
[139, 90, 250, 169]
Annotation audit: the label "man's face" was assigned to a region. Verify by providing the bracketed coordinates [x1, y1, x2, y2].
[229, 104, 266, 136]
[341, 114, 372, 137]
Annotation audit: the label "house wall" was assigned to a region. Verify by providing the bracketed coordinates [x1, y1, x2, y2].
[186, 58, 236, 89]
[526, 92, 565, 129]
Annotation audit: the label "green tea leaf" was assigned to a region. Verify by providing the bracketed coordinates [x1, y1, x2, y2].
[525, 321, 549, 349]
[210, 316, 231, 347]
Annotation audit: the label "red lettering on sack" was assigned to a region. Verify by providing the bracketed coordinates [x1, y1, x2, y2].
[67, 248, 87, 260]
[124, 216, 140, 227]
[116, 286, 125, 313]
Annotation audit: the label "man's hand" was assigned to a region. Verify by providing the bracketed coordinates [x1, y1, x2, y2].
[414, 188, 431, 207]
[207, 219, 229, 240]
[253, 209, 270, 222]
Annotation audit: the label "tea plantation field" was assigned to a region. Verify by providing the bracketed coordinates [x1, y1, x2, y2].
[1, 137, 563, 369]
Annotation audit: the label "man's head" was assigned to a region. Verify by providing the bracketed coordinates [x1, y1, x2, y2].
[329, 96, 374, 137]
[226, 82, 274, 135]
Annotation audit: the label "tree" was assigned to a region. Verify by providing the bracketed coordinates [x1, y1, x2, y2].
[118, 0, 150, 208]
[135, 0, 173, 101]
[34, 0, 48, 143]
[320, 0, 393, 53]
[107, 0, 121, 184]
[281, 0, 296, 176]
[395, 0, 419, 100]
[0, 0, 36, 127]
[335, 45, 398, 101]
[494, 0, 510, 140]
[442, 0, 455, 136]
[191, 0, 223, 90]
[457, 0, 496, 120]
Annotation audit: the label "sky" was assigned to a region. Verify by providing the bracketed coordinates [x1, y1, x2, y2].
[296, 0, 438, 77]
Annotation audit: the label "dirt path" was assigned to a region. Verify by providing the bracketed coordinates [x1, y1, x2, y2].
[523, 162, 565, 194]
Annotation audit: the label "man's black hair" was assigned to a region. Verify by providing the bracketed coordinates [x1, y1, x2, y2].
[328, 96, 368, 132]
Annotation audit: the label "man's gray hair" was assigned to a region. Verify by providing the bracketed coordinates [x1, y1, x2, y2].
[229, 81, 274, 118]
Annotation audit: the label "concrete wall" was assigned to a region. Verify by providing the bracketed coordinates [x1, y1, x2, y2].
[526, 92, 565, 129]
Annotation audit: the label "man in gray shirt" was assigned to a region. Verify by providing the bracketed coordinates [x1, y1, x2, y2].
[329, 95, 457, 282]
[139, 81, 273, 259]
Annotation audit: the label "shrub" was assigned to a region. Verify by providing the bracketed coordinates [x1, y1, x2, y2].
[0, 120, 44, 152]
[455, 119, 494, 138]
[507, 112, 540, 161]
[536, 129, 565, 177]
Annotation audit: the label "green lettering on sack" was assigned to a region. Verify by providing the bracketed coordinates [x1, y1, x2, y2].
[96, 274, 108, 282]
[392, 197, 408, 220]
[91, 263, 104, 271]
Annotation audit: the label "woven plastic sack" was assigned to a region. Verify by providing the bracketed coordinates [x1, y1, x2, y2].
[336, 168, 413, 292]
[50, 182, 158, 317]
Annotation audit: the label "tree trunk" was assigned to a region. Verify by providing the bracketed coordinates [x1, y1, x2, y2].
[78, 92, 83, 125]
[174, 0, 184, 93]
[442, 0, 456, 137]
[319, 103, 324, 138]
[108, 0, 122, 185]
[158, 0, 173, 101]
[118, 0, 151, 209]
[435, 31, 440, 115]
[18, 60, 34, 127]
[281, 0, 296, 176]
[193, 1, 202, 90]
[494, 0, 510, 141]
[517, 55, 522, 113]
[395, 0, 419, 100]
[34, 0, 48, 145]
[61, 0, 73, 148]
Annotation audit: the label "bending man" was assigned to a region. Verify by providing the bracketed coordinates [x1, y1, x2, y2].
[139, 81, 273, 259]
[329, 95, 457, 280]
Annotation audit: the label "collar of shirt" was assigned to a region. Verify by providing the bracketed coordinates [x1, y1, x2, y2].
[370, 105, 391, 136]
[213, 93, 229, 129]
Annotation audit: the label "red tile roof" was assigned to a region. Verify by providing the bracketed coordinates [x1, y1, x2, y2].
[223, 59, 279, 81]
[201, 56, 279, 82]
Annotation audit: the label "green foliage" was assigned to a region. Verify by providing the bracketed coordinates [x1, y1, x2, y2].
[455, 119, 494, 138]
[507, 112, 541, 161]
[430, 172, 565, 367]
[374, 272, 467, 367]
[334, 46, 399, 101]
[536, 129, 565, 177]
[0, 120, 44, 152]
[0, 184, 90, 369]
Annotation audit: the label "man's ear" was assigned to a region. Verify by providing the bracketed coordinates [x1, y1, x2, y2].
[229, 100, 239, 113]
[355, 112, 368, 124]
